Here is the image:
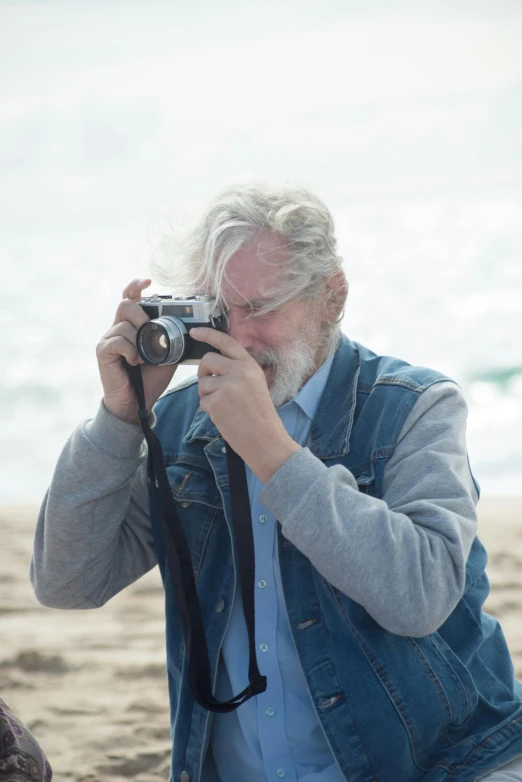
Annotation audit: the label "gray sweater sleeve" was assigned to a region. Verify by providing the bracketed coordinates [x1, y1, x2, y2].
[258, 381, 479, 638]
[30, 402, 156, 609]
[32, 380, 478, 636]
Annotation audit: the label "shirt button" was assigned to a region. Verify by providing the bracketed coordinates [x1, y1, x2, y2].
[215, 599, 225, 613]
[277, 770, 286, 778]
[181, 502, 190, 508]
[180, 772, 190, 782]
[258, 580, 267, 589]
[259, 514, 268, 523]
[221, 446, 226, 453]
[260, 643, 268, 652]
[265, 707, 275, 717]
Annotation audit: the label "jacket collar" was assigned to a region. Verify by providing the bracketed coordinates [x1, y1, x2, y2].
[183, 404, 220, 444]
[308, 334, 360, 459]
[183, 334, 360, 460]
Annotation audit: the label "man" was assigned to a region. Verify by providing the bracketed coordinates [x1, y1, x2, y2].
[31, 182, 522, 782]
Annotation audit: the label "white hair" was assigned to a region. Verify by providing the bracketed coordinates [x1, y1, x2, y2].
[149, 180, 348, 356]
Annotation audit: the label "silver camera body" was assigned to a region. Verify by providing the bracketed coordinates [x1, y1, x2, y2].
[137, 294, 227, 365]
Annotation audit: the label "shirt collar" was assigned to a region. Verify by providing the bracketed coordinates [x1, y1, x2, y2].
[278, 354, 334, 421]
[184, 334, 360, 459]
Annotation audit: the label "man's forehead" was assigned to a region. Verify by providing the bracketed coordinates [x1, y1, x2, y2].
[221, 288, 280, 310]
[220, 233, 289, 305]
[223, 296, 275, 309]
[227, 234, 289, 272]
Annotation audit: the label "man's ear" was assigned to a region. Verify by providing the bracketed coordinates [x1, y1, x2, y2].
[323, 270, 348, 322]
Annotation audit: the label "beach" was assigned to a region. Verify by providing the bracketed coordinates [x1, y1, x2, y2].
[1, 497, 522, 781]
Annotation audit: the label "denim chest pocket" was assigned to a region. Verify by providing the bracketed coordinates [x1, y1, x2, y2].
[165, 460, 222, 508]
[163, 461, 223, 573]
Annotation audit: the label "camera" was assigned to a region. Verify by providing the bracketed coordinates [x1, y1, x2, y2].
[137, 294, 227, 365]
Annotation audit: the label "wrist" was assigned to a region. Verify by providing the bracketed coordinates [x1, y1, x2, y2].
[85, 401, 147, 459]
[244, 432, 302, 485]
[102, 398, 142, 427]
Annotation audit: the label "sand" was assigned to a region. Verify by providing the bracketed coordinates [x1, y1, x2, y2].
[1, 497, 522, 781]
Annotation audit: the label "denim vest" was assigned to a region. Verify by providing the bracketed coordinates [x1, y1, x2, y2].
[150, 334, 522, 782]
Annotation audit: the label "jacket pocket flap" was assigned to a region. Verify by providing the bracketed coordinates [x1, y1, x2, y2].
[164, 461, 223, 509]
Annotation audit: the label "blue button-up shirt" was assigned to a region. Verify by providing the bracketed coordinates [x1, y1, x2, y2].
[210, 356, 345, 782]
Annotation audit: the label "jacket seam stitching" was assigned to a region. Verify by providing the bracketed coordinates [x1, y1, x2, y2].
[446, 716, 522, 774]
[161, 378, 199, 397]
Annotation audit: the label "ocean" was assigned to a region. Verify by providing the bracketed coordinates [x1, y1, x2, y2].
[1, 191, 521, 502]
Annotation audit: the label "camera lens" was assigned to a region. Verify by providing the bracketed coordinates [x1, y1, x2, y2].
[137, 317, 187, 365]
[140, 323, 169, 364]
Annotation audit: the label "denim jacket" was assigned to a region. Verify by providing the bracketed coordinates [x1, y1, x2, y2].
[149, 334, 522, 782]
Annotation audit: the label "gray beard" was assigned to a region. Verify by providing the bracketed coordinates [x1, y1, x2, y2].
[268, 346, 318, 407]
[248, 322, 323, 408]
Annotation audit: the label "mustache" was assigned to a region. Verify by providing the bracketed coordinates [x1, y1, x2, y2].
[247, 348, 279, 369]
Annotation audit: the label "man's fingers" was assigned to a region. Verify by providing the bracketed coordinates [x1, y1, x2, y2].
[113, 297, 151, 328]
[97, 334, 144, 366]
[103, 320, 140, 344]
[190, 327, 249, 360]
[197, 375, 221, 397]
[198, 352, 233, 378]
[122, 278, 151, 302]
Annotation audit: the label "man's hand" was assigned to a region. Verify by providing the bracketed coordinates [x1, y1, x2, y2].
[97, 279, 178, 425]
[190, 328, 301, 483]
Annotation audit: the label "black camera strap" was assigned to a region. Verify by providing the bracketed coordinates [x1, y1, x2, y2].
[124, 361, 267, 713]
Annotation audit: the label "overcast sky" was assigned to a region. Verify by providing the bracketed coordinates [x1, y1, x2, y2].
[1, 0, 521, 231]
